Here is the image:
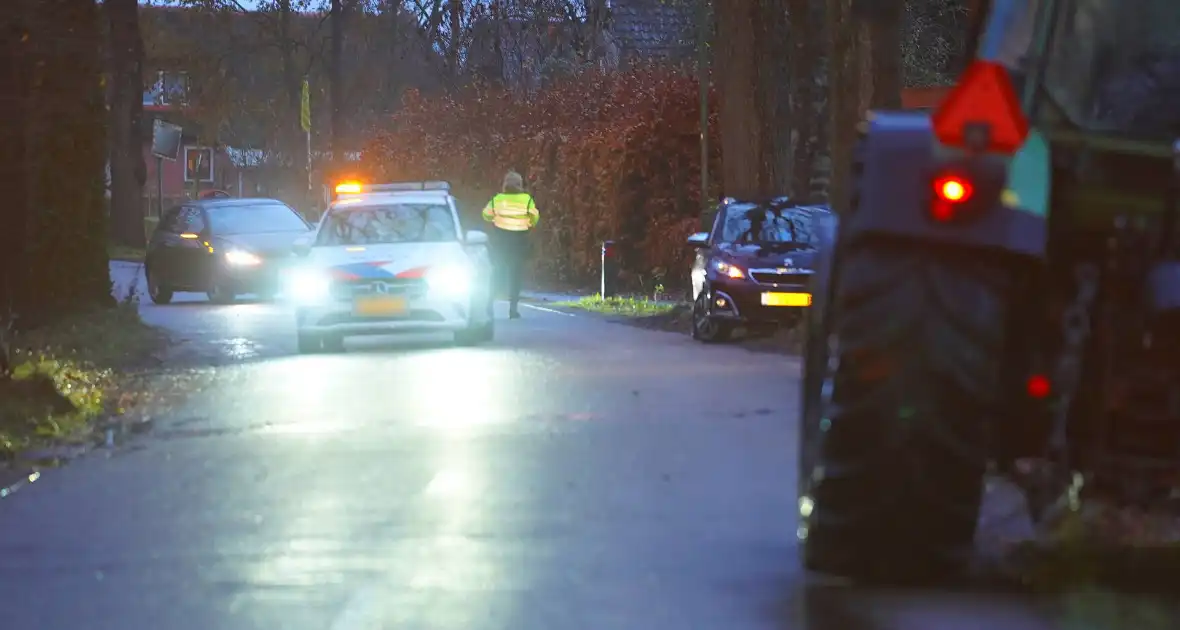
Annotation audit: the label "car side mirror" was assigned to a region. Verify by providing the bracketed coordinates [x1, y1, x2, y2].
[465, 230, 489, 245]
[687, 232, 709, 248]
[292, 235, 313, 257]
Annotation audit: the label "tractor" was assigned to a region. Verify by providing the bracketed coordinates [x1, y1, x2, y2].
[799, 0, 1180, 581]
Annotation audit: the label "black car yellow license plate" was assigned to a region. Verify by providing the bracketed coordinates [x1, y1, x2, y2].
[761, 292, 811, 307]
[353, 294, 407, 317]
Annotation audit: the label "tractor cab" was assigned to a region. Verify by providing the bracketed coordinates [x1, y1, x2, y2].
[975, 0, 1180, 144]
[803, 0, 1180, 583]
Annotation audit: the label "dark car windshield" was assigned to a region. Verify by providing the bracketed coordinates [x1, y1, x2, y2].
[317, 203, 457, 246]
[718, 203, 819, 245]
[206, 203, 308, 235]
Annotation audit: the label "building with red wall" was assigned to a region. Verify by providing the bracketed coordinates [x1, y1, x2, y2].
[140, 73, 263, 216]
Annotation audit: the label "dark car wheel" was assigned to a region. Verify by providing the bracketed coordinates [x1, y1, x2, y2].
[691, 290, 731, 343]
[207, 276, 237, 304]
[145, 266, 174, 305]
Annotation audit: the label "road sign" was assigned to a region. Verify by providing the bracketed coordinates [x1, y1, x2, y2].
[184, 146, 214, 183]
[151, 119, 183, 161]
[301, 79, 311, 132]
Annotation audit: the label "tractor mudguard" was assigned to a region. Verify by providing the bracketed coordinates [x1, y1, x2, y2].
[1146, 261, 1180, 313]
[849, 111, 1047, 258]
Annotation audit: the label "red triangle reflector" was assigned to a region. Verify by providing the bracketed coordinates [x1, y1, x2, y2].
[932, 60, 1029, 154]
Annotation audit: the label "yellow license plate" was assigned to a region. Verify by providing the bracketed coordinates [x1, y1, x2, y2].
[353, 294, 407, 316]
[762, 292, 811, 307]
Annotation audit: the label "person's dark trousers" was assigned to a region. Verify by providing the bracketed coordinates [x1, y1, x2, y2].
[493, 227, 531, 318]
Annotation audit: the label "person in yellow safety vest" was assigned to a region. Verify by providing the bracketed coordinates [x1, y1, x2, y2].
[482, 170, 540, 319]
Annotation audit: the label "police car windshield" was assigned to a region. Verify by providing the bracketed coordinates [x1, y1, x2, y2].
[318, 202, 457, 246]
[719, 204, 818, 246]
[206, 203, 308, 235]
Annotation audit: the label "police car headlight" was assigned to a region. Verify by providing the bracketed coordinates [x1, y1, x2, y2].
[285, 267, 331, 303]
[426, 264, 473, 299]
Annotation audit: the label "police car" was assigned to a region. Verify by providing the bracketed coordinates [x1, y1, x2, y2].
[286, 180, 494, 353]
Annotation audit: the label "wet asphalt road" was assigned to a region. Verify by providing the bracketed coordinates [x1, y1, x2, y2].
[0, 263, 1166, 629]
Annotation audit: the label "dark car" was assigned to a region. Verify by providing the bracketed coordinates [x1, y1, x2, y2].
[145, 198, 313, 304]
[686, 198, 830, 342]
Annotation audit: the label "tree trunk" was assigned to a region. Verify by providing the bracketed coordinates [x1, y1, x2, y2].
[278, 0, 307, 205]
[715, 0, 793, 200]
[105, 0, 146, 248]
[825, 0, 903, 215]
[787, 0, 821, 202]
[329, 0, 345, 166]
[24, 0, 113, 323]
[0, 0, 33, 333]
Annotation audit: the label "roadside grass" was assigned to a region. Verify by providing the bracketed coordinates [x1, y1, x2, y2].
[107, 244, 145, 262]
[106, 216, 159, 262]
[0, 303, 167, 459]
[557, 294, 678, 317]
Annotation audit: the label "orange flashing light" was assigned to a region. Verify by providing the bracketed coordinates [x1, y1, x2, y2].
[932, 60, 1028, 154]
[335, 181, 363, 194]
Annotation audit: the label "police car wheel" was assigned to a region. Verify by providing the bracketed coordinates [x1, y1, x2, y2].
[296, 332, 323, 354]
[321, 334, 345, 353]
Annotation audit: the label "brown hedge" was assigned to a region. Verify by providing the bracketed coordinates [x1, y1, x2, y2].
[363, 65, 721, 291]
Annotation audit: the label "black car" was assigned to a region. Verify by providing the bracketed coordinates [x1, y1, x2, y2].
[145, 198, 313, 304]
[686, 198, 830, 342]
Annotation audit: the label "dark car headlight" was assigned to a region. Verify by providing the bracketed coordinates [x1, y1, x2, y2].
[711, 259, 745, 280]
[225, 249, 263, 266]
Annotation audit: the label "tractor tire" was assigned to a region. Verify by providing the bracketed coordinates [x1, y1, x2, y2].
[799, 236, 1011, 583]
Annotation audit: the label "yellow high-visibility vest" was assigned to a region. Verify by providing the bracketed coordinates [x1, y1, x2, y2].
[482, 192, 539, 232]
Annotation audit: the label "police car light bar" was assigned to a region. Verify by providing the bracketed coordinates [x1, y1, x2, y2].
[365, 181, 451, 193]
[331, 180, 451, 201]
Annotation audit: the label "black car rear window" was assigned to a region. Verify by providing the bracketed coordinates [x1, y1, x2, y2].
[206, 203, 308, 235]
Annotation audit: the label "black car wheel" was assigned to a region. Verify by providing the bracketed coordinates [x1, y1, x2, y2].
[207, 276, 237, 304]
[145, 266, 174, 305]
[691, 290, 731, 343]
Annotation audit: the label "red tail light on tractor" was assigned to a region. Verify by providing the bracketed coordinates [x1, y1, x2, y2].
[926, 60, 1026, 223]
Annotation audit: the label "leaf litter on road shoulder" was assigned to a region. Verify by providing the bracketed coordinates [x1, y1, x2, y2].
[0, 303, 172, 463]
[974, 468, 1180, 616]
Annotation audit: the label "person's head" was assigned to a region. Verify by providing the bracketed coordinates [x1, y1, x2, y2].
[502, 170, 524, 193]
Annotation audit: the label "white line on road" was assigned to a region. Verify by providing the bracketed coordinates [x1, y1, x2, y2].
[520, 303, 576, 316]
